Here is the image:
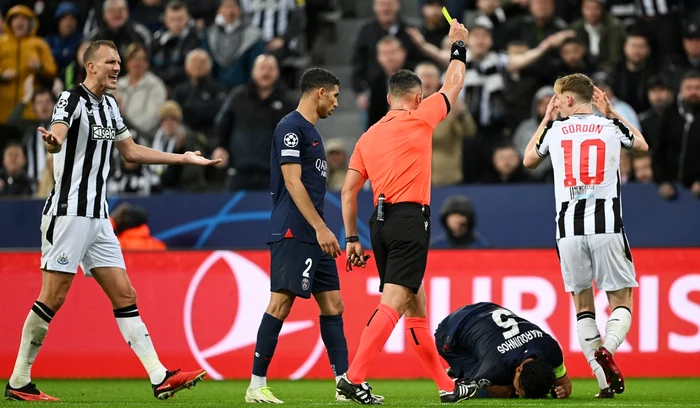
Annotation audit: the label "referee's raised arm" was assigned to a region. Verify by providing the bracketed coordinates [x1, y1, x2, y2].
[435, 19, 469, 107]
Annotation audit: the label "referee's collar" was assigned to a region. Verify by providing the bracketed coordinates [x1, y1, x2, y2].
[80, 83, 103, 103]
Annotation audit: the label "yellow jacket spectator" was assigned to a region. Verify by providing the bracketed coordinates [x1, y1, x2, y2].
[0, 5, 57, 123]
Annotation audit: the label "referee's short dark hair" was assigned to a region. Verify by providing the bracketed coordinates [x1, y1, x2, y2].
[389, 69, 423, 98]
[83, 40, 119, 64]
[299, 68, 340, 95]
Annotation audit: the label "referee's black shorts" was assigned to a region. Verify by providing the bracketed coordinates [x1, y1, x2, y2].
[369, 202, 431, 294]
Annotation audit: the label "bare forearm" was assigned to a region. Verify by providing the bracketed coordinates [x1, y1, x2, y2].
[341, 190, 359, 237]
[438, 60, 466, 107]
[610, 109, 648, 150]
[417, 41, 450, 69]
[126, 143, 184, 165]
[508, 43, 548, 72]
[286, 179, 326, 231]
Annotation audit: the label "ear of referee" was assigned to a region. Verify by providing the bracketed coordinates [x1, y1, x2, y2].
[337, 19, 477, 403]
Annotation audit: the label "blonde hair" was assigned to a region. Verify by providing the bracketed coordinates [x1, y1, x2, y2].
[554, 73, 594, 103]
[159, 100, 183, 121]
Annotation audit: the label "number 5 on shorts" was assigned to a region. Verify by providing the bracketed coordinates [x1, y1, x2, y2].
[303, 258, 312, 278]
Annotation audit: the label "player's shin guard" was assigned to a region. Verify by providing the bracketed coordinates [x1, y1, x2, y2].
[346, 303, 400, 384]
[320, 314, 349, 378]
[251, 313, 284, 387]
[9, 301, 53, 389]
[576, 311, 608, 390]
[604, 306, 632, 355]
[114, 304, 167, 384]
[405, 317, 455, 392]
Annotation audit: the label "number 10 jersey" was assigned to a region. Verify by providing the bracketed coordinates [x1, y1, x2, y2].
[536, 114, 634, 239]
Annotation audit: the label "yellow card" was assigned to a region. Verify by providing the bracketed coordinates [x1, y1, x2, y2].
[442, 6, 453, 23]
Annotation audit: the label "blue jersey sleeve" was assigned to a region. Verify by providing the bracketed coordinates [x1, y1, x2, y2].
[275, 122, 303, 165]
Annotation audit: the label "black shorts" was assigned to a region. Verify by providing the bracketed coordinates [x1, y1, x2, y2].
[269, 238, 340, 298]
[369, 202, 431, 294]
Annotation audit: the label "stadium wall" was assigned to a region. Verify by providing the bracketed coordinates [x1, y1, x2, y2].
[0, 184, 698, 249]
[1, 249, 699, 380]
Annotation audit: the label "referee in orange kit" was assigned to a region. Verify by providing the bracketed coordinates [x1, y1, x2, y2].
[336, 18, 475, 404]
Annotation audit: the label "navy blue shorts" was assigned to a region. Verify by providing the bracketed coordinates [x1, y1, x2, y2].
[269, 238, 340, 299]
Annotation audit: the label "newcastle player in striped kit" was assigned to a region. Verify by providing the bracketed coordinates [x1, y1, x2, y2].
[523, 74, 649, 399]
[4, 40, 219, 402]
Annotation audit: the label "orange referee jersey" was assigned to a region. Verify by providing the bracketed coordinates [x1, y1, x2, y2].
[348, 92, 449, 206]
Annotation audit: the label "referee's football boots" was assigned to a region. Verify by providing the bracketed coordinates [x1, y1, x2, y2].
[4, 382, 59, 401]
[152, 368, 206, 400]
[336, 374, 384, 404]
[439, 380, 480, 403]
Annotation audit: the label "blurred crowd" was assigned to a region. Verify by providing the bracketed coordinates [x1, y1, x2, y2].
[0, 0, 698, 202]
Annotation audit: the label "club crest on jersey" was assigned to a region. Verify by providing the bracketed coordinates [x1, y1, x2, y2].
[56, 253, 69, 266]
[301, 277, 310, 291]
[91, 124, 116, 141]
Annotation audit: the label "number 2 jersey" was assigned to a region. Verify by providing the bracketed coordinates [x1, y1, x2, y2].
[436, 302, 565, 386]
[535, 114, 634, 239]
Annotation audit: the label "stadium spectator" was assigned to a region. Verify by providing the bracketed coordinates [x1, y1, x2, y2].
[148, 101, 209, 192]
[115, 43, 168, 136]
[419, 0, 449, 49]
[130, 0, 166, 33]
[241, 0, 308, 88]
[351, 0, 421, 103]
[110, 202, 167, 250]
[556, 37, 597, 77]
[619, 149, 632, 183]
[34, 154, 53, 198]
[512, 86, 555, 182]
[202, 0, 265, 89]
[6, 79, 55, 183]
[612, 33, 658, 114]
[45, 2, 82, 72]
[663, 23, 700, 89]
[591, 71, 641, 129]
[86, 0, 153, 61]
[569, 0, 626, 72]
[325, 139, 348, 192]
[0, 1, 59, 38]
[507, 0, 568, 49]
[186, 0, 220, 29]
[108, 155, 159, 196]
[365, 36, 407, 129]
[502, 40, 540, 136]
[431, 195, 489, 249]
[633, 153, 654, 183]
[639, 76, 675, 150]
[151, 1, 201, 90]
[653, 70, 700, 199]
[481, 144, 534, 183]
[56, 40, 89, 91]
[172, 49, 228, 139]
[0, 5, 57, 124]
[0, 142, 33, 197]
[466, 0, 509, 51]
[414, 62, 476, 186]
[213, 54, 294, 190]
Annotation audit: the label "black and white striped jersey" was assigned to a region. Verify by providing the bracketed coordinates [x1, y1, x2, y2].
[536, 114, 635, 239]
[241, 0, 295, 42]
[42, 84, 130, 219]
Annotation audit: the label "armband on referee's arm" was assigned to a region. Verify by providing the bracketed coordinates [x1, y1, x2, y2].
[450, 40, 467, 65]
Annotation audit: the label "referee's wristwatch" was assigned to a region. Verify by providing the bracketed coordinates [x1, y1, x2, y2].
[345, 236, 359, 243]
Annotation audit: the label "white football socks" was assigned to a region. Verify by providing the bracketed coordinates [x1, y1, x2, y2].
[576, 311, 609, 390]
[604, 306, 632, 355]
[9, 302, 53, 389]
[114, 305, 167, 384]
[250, 374, 267, 389]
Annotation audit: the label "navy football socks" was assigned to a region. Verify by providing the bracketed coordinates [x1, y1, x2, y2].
[320, 314, 349, 377]
[252, 313, 283, 377]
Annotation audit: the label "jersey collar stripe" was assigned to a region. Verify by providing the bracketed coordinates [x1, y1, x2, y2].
[56, 96, 83, 216]
[76, 99, 99, 216]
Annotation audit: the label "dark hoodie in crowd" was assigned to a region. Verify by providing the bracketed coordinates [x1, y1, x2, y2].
[431, 196, 490, 249]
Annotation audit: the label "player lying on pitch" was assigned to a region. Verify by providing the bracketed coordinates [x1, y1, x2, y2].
[435, 302, 572, 399]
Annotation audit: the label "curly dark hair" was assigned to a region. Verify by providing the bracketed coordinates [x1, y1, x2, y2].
[519, 359, 555, 399]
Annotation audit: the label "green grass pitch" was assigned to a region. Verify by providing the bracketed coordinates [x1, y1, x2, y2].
[2, 379, 700, 406]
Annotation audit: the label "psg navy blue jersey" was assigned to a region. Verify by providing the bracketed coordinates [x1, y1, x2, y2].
[268, 111, 328, 244]
[437, 302, 564, 386]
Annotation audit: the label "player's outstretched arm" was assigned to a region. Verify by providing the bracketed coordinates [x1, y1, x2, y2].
[39, 123, 69, 154]
[281, 163, 341, 258]
[115, 137, 221, 166]
[552, 374, 572, 399]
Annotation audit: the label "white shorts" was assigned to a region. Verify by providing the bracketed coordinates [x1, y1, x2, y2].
[557, 233, 638, 295]
[40, 215, 125, 276]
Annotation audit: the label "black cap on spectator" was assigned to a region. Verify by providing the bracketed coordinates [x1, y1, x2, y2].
[647, 75, 672, 90]
[684, 24, 700, 39]
[592, 71, 614, 88]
